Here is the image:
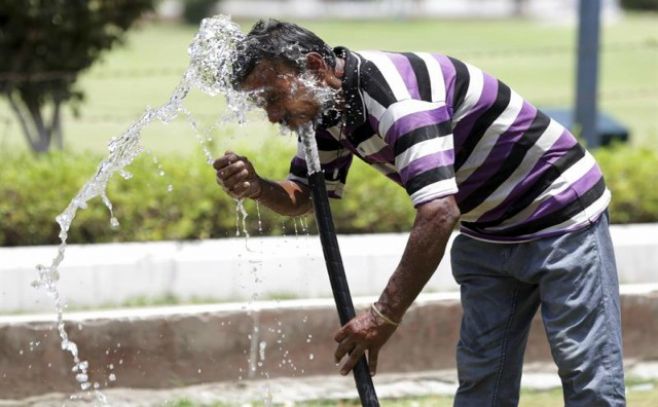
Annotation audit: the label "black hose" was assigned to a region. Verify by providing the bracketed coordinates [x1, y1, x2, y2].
[307, 171, 380, 406]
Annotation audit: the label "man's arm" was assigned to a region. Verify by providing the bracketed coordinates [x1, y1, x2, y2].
[213, 151, 312, 217]
[334, 195, 460, 376]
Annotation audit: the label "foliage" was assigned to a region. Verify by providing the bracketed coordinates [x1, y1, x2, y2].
[1, 143, 657, 247]
[182, 0, 218, 25]
[0, 0, 153, 153]
[593, 144, 658, 224]
[620, 0, 658, 11]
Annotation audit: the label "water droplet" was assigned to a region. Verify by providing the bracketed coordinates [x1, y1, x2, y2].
[309, 353, 314, 360]
[109, 373, 116, 382]
[110, 217, 120, 229]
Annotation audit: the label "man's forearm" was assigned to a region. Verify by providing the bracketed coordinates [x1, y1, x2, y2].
[377, 196, 460, 322]
[255, 177, 313, 217]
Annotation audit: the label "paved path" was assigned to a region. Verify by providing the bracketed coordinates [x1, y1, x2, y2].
[3, 361, 657, 406]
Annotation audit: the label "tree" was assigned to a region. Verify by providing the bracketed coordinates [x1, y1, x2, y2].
[0, 0, 153, 153]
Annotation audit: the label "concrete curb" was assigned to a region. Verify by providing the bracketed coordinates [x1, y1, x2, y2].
[1, 285, 657, 399]
[2, 224, 657, 312]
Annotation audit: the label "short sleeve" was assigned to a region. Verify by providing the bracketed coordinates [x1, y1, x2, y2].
[287, 128, 354, 199]
[378, 100, 458, 206]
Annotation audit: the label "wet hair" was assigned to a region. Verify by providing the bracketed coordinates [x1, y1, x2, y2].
[231, 19, 336, 88]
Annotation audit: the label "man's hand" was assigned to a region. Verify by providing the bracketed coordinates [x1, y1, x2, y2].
[334, 305, 398, 377]
[213, 151, 262, 199]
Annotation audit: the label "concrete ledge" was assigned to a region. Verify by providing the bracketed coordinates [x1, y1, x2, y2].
[1, 285, 656, 399]
[1, 224, 657, 312]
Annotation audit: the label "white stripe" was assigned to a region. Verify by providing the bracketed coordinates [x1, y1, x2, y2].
[359, 51, 410, 101]
[483, 151, 598, 229]
[522, 188, 610, 237]
[362, 92, 387, 122]
[287, 174, 308, 185]
[395, 136, 454, 171]
[355, 135, 387, 157]
[453, 63, 484, 122]
[465, 119, 564, 217]
[378, 100, 445, 139]
[410, 179, 458, 206]
[414, 52, 445, 103]
[296, 142, 351, 165]
[455, 90, 524, 183]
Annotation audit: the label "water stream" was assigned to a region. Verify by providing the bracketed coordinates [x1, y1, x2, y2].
[32, 15, 250, 402]
[31, 14, 337, 405]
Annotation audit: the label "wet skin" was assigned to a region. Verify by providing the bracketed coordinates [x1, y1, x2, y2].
[212, 52, 461, 377]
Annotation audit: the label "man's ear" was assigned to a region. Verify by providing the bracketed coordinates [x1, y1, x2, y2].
[305, 52, 328, 73]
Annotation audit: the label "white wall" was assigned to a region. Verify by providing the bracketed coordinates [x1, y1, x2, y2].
[1, 223, 656, 312]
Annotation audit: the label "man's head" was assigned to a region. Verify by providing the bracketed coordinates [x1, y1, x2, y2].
[232, 20, 343, 128]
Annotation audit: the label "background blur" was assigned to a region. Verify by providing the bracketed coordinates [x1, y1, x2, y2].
[1, 2, 657, 404]
[0, 0, 656, 245]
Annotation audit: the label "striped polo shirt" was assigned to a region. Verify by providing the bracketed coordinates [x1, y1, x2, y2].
[288, 47, 610, 242]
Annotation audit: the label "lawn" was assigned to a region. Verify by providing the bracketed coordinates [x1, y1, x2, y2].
[0, 14, 656, 156]
[167, 381, 658, 406]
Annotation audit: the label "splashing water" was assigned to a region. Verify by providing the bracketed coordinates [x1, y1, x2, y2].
[32, 15, 249, 401]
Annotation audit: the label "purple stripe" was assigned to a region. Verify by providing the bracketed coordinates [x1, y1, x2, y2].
[399, 150, 455, 185]
[365, 146, 395, 163]
[386, 52, 420, 100]
[525, 163, 602, 223]
[453, 73, 499, 152]
[292, 156, 306, 169]
[384, 106, 449, 145]
[475, 129, 577, 223]
[433, 54, 456, 113]
[455, 101, 538, 202]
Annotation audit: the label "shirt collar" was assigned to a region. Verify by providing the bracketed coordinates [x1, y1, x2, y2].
[319, 46, 366, 130]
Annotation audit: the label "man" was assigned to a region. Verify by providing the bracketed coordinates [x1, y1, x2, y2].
[214, 19, 625, 406]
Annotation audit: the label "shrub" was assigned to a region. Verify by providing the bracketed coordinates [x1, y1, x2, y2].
[182, 0, 218, 25]
[619, 0, 658, 11]
[593, 144, 658, 224]
[0, 143, 655, 247]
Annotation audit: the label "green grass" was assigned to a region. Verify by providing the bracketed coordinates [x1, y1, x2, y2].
[165, 380, 658, 406]
[0, 14, 656, 155]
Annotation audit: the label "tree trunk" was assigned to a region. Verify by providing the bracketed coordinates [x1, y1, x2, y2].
[6, 91, 40, 152]
[24, 96, 51, 153]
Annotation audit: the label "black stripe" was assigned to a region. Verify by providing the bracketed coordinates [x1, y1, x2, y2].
[361, 60, 397, 108]
[317, 137, 343, 151]
[349, 123, 376, 145]
[459, 110, 550, 214]
[405, 166, 455, 195]
[448, 57, 470, 114]
[393, 122, 451, 156]
[470, 176, 607, 237]
[473, 143, 586, 228]
[402, 52, 432, 102]
[500, 144, 586, 223]
[454, 81, 511, 171]
[290, 161, 307, 179]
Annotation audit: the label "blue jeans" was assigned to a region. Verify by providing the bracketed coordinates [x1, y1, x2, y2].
[451, 214, 625, 406]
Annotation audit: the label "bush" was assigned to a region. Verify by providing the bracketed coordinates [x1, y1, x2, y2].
[0, 143, 655, 247]
[620, 0, 658, 11]
[182, 0, 218, 25]
[593, 144, 658, 224]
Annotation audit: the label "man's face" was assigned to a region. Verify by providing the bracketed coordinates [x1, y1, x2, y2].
[240, 59, 323, 129]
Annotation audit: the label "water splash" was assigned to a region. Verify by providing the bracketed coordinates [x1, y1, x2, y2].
[32, 15, 247, 400]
